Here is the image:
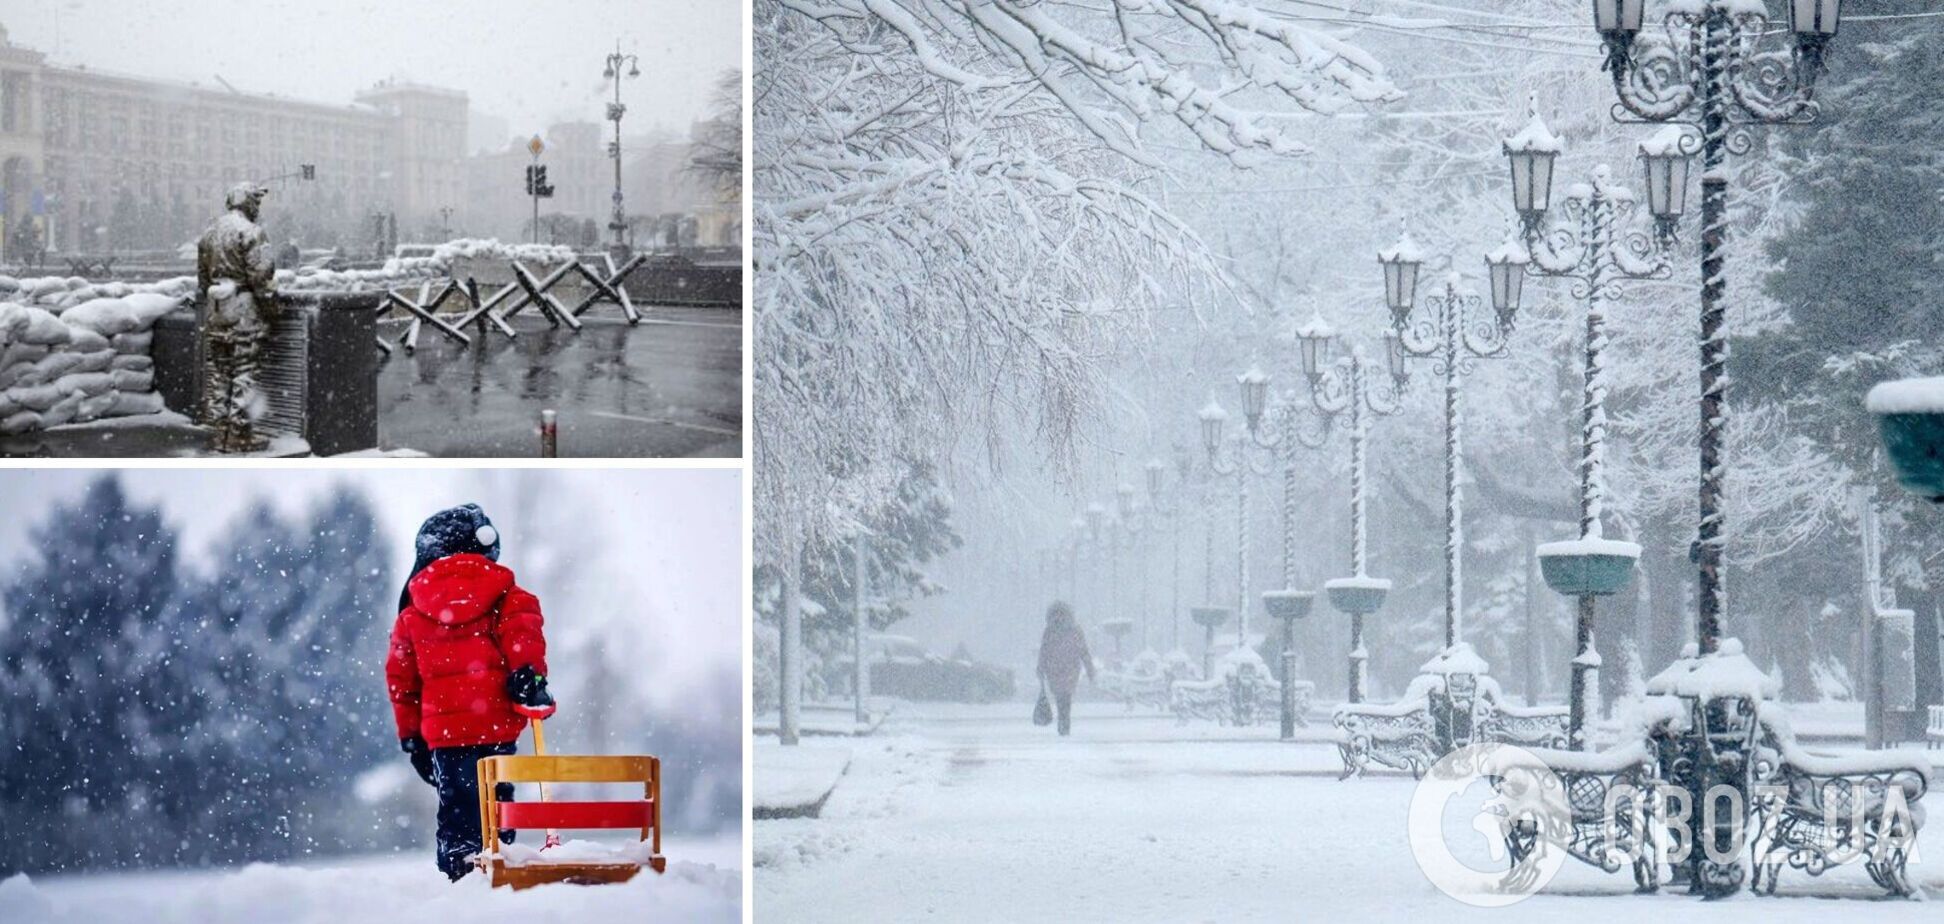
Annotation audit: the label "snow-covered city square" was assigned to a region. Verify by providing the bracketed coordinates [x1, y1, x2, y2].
[755, 0, 1944, 919]
[0, 1, 741, 458]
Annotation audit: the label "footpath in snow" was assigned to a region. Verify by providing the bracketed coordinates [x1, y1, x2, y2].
[755, 701, 1943, 922]
[2, 835, 741, 924]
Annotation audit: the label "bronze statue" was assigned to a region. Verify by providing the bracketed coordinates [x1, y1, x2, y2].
[196, 182, 280, 453]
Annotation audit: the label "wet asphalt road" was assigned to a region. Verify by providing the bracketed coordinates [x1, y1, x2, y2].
[377, 306, 742, 457]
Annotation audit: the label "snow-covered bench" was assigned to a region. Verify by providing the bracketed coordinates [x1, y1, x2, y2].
[1333, 690, 1438, 778]
[1748, 714, 1929, 898]
[1500, 739, 1662, 893]
[1099, 650, 1192, 712]
[1334, 645, 1568, 778]
[1169, 648, 1311, 727]
[1479, 698, 1572, 751]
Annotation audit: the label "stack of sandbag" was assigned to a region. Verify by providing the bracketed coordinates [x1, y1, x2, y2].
[0, 275, 188, 435]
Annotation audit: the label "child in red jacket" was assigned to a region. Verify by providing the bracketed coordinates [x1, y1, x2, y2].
[386, 504, 556, 881]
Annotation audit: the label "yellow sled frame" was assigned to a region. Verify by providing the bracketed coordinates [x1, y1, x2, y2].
[475, 753, 669, 889]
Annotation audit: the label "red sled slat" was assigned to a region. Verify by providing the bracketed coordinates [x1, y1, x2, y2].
[497, 800, 654, 830]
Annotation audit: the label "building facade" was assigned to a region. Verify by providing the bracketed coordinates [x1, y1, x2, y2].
[0, 22, 464, 261]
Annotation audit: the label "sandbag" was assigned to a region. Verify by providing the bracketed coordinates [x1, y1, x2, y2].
[74, 391, 118, 421]
[0, 410, 41, 434]
[110, 354, 154, 372]
[111, 331, 154, 353]
[61, 298, 140, 336]
[71, 349, 115, 375]
[40, 391, 82, 428]
[14, 351, 85, 387]
[4, 382, 64, 412]
[0, 304, 69, 346]
[67, 327, 111, 353]
[0, 342, 51, 371]
[110, 368, 154, 392]
[122, 292, 185, 327]
[108, 390, 166, 417]
[62, 371, 115, 399]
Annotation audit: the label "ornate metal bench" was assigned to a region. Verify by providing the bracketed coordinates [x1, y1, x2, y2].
[1170, 649, 1310, 727]
[1335, 647, 1569, 778]
[1098, 650, 1175, 712]
[1499, 739, 1662, 892]
[1479, 696, 1572, 751]
[1748, 715, 1929, 898]
[1333, 680, 1439, 778]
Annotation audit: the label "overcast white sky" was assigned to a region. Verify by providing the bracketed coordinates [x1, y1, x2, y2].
[3, 0, 740, 140]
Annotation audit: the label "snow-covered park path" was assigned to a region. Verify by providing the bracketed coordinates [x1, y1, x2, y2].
[756, 702, 1943, 922]
[5, 834, 741, 924]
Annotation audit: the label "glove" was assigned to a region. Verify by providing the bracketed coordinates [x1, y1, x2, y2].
[401, 735, 435, 786]
[506, 665, 556, 719]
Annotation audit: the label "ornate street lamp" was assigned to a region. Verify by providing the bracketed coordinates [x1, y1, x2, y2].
[1295, 317, 1408, 703]
[1198, 393, 1278, 654]
[1381, 231, 1523, 655]
[602, 42, 643, 261]
[1593, 0, 1847, 897]
[1507, 118, 1672, 750]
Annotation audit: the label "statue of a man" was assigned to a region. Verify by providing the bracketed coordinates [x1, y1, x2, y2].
[196, 182, 280, 453]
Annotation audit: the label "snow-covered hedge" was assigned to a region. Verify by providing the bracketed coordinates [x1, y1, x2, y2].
[0, 274, 194, 434]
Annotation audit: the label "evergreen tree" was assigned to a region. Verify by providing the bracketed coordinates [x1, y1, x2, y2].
[0, 475, 187, 870]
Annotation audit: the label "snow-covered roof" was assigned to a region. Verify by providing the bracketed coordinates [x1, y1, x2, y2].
[1378, 232, 1424, 264]
[1638, 125, 1696, 158]
[1502, 112, 1564, 155]
[1323, 575, 1392, 590]
[1536, 537, 1642, 559]
[1644, 637, 1779, 699]
[1867, 376, 1944, 415]
[1420, 641, 1490, 676]
[1294, 312, 1336, 340]
[1484, 238, 1529, 265]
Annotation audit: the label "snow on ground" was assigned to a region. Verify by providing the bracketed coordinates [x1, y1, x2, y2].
[6, 834, 741, 924]
[756, 701, 1943, 922]
[755, 739, 853, 812]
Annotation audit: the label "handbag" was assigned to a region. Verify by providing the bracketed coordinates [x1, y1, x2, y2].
[1032, 679, 1053, 726]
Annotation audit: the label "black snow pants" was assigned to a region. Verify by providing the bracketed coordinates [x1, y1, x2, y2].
[431, 741, 517, 880]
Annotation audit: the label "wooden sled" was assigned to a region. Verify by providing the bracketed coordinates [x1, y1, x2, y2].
[475, 750, 668, 890]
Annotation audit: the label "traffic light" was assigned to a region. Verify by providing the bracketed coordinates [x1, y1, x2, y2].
[300, 163, 316, 180]
[524, 165, 554, 198]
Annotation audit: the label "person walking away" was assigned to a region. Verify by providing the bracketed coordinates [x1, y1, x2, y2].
[1036, 602, 1095, 736]
[386, 504, 558, 880]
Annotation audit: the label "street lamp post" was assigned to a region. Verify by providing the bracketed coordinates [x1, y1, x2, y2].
[1115, 481, 1141, 649]
[1379, 231, 1526, 654]
[1504, 110, 1670, 749]
[1593, 0, 1846, 896]
[1198, 392, 1279, 657]
[601, 42, 642, 262]
[1219, 372, 1317, 738]
[1294, 317, 1410, 703]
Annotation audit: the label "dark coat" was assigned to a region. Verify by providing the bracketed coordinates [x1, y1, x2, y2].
[1037, 611, 1094, 695]
[386, 553, 547, 748]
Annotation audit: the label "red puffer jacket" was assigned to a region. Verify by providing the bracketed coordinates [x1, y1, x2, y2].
[386, 553, 548, 749]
